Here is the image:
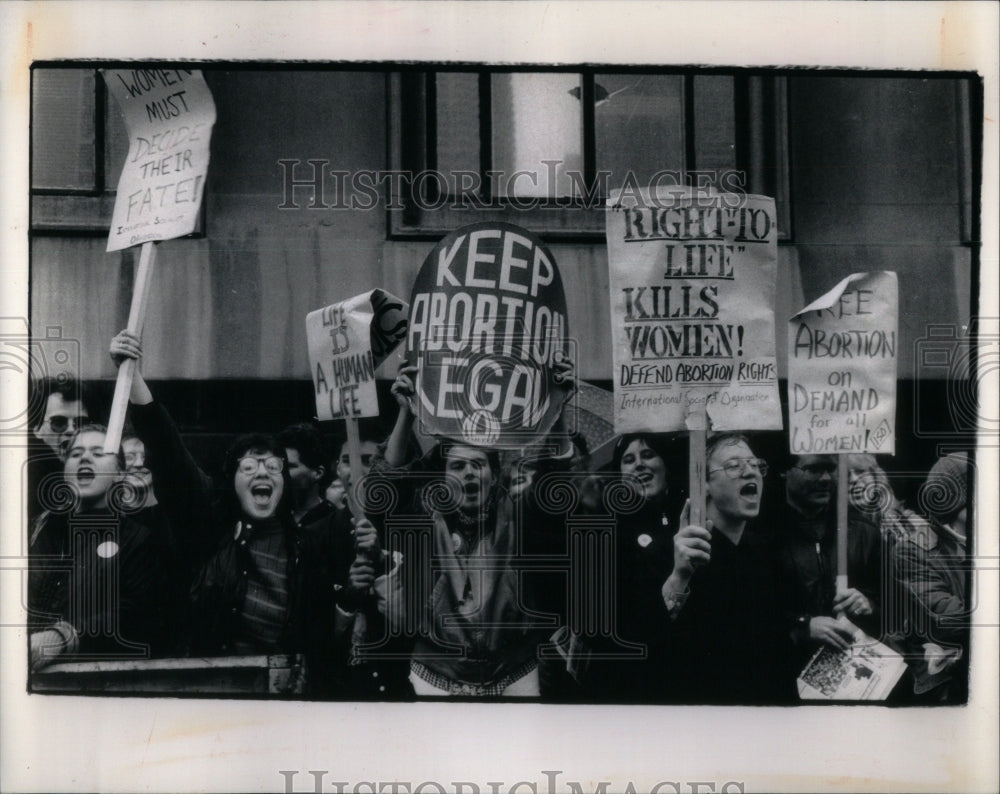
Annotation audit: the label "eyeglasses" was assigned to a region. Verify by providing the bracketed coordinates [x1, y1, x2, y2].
[46, 415, 90, 434]
[793, 463, 836, 479]
[709, 458, 769, 478]
[237, 455, 284, 475]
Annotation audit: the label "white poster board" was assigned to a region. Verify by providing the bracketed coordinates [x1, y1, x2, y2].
[788, 271, 899, 455]
[104, 68, 216, 251]
[306, 289, 408, 420]
[607, 188, 782, 432]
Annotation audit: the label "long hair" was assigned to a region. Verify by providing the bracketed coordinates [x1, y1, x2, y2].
[611, 432, 687, 516]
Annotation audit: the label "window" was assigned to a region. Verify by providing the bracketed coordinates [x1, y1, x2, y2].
[30, 67, 129, 231]
[388, 69, 790, 240]
[30, 66, 205, 236]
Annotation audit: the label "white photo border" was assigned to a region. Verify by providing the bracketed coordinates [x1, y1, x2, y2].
[1, 2, 997, 792]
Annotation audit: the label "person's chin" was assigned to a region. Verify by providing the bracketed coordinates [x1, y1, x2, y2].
[641, 481, 663, 502]
[242, 501, 277, 519]
[811, 493, 833, 508]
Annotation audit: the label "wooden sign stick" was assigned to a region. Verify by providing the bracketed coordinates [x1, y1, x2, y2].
[836, 453, 849, 596]
[344, 414, 367, 523]
[687, 403, 708, 527]
[104, 241, 156, 453]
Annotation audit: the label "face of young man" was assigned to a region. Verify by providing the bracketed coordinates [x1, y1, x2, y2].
[785, 454, 837, 515]
[285, 447, 323, 504]
[619, 438, 668, 503]
[233, 448, 285, 520]
[35, 393, 88, 460]
[444, 445, 494, 514]
[64, 429, 120, 509]
[336, 440, 378, 487]
[707, 439, 764, 525]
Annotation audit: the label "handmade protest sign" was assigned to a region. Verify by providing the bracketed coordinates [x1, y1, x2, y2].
[787, 271, 898, 456]
[405, 222, 570, 446]
[101, 68, 216, 453]
[104, 68, 216, 252]
[606, 188, 782, 434]
[306, 289, 409, 421]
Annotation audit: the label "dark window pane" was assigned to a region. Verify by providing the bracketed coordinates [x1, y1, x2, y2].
[434, 72, 481, 180]
[595, 74, 685, 193]
[31, 69, 97, 191]
[692, 75, 736, 171]
[104, 81, 129, 191]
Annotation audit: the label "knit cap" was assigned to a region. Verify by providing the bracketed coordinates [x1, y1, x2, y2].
[919, 452, 969, 525]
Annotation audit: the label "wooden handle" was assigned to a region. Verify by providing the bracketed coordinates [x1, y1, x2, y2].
[104, 242, 156, 453]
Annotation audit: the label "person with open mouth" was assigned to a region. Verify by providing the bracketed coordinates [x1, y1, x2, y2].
[28, 424, 172, 672]
[109, 331, 349, 690]
[845, 452, 931, 546]
[566, 432, 685, 703]
[661, 432, 797, 704]
[362, 359, 577, 698]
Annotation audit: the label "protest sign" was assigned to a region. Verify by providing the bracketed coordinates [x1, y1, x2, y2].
[104, 68, 216, 252]
[788, 271, 898, 455]
[306, 289, 409, 421]
[606, 188, 782, 434]
[101, 68, 216, 452]
[405, 222, 571, 446]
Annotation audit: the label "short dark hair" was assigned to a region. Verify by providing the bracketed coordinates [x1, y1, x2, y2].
[705, 432, 752, 477]
[612, 432, 676, 473]
[277, 422, 328, 471]
[220, 433, 292, 522]
[29, 375, 92, 430]
[438, 442, 501, 479]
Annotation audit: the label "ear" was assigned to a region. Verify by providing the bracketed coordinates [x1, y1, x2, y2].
[312, 465, 326, 483]
[32, 423, 44, 442]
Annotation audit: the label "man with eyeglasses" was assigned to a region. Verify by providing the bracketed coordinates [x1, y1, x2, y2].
[28, 376, 94, 525]
[662, 432, 796, 704]
[779, 453, 884, 665]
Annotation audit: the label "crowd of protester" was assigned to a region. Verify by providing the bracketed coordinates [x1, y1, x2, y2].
[25, 331, 973, 704]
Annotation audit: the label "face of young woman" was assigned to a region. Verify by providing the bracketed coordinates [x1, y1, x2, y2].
[619, 439, 668, 503]
[233, 448, 285, 519]
[445, 445, 494, 514]
[64, 429, 121, 508]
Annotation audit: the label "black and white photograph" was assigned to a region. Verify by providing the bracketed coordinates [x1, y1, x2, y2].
[2, 2, 997, 792]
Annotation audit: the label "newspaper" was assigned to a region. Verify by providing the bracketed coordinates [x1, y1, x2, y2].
[797, 625, 907, 701]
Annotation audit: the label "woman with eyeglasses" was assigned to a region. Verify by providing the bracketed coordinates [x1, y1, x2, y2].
[109, 331, 345, 675]
[663, 432, 796, 704]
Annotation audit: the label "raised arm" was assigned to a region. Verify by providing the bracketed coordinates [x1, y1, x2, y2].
[383, 363, 418, 468]
[109, 331, 219, 555]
